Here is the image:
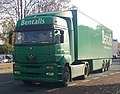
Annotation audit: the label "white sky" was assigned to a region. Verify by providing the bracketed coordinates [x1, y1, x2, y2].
[71, 0, 120, 42]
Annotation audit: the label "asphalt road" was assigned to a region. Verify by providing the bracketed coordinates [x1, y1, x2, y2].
[0, 60, 120, 94]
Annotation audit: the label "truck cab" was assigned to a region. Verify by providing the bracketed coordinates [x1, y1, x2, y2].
[12, 14, 74, 85]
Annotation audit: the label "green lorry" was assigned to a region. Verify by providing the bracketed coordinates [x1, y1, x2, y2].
[10, 10, 112, 86]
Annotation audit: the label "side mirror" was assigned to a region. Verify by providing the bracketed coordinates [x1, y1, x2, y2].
[9, 32, 13, 44]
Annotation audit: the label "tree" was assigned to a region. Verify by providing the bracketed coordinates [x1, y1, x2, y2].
[0, 19, 14, 54]
[0, 0, 71, 54]
[0, 0, 71, 22]
[0, 0, 71, 37]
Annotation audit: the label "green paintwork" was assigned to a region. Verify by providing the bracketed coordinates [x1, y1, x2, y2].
[71, 10, 112, 61]
[13, 10, 112, 83]
[13, 45, 66, 82]
[16, 16, 67, 27]
[78, 25, 112, 60]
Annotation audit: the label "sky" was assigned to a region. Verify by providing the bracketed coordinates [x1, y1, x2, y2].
[71, 0, 120, 42]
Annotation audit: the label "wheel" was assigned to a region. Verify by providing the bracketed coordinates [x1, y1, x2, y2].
[62, 66, 70, 86]
[81, 64, 89, 79]
[100, 63, 105, 72]
[106, 61, 110, 71]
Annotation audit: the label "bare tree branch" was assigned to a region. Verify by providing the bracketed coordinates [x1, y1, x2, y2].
[0, 0, 71, 32]
[0, 5, 15, 25]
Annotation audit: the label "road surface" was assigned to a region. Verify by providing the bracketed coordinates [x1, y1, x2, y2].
[0, 60, 120, 94]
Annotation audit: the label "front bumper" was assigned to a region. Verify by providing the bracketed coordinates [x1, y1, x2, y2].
[13, 63, 64, 82]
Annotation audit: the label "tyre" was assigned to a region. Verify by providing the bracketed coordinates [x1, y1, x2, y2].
[100, 63, 105, 72]
[106, 61, 110, 71]
[81, 64, 89, 79]
[62, 66, 70, 86]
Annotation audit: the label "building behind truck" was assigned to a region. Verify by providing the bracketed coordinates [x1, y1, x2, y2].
[9, 10, 112, 86]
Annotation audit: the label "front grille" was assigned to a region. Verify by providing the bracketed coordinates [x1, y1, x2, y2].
[24, 66, 42, 68]
[20, 62, 46, 64]
[21, 72, 44, 77]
